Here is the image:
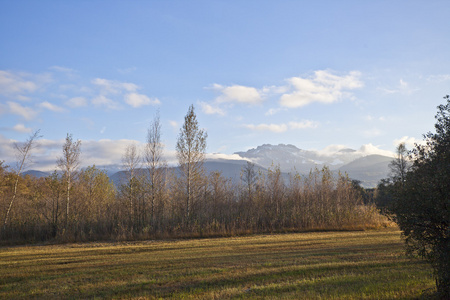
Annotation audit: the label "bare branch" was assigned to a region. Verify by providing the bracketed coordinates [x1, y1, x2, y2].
[3, 129, 42, 229]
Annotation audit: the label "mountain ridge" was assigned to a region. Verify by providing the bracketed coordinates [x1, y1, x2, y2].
[21, 144, 393, 188]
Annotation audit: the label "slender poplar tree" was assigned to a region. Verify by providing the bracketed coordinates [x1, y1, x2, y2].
[144, 112, 167, 227]
[176, 105, 207, 223]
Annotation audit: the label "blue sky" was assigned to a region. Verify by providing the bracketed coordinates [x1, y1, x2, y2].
[1, 1, 450, 170]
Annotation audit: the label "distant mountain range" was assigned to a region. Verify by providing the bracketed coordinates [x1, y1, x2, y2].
[235, 144, 361, 173]
[235, 144, 393, 187]
[22, 144, 394, 188]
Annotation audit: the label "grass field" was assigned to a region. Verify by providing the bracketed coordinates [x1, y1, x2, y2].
[0, 229, 435, 299]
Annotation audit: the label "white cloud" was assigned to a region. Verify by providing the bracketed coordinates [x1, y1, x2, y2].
[318, 143, 394, 157]
[244, 120, 318, 133]
[427, 74, 450, 83]
[358, 143, 394, 157]
[0, 137, 139, 171]
[8, 102, 38, 120]
[2, 137, 145, 171]
[265, 108, 286, 116]
[201, 83, 264, 115]
[125, 93, 160, 108]
[0, 134, 50, 170]
[91, 78, 160, 110]
[262, 85, 289, 94]
[169, 120, 178, 130]
[199, 101, 225, 115]
[317, 144, 353, 156]
[81, 139, 141, 167]
[379, 79, 419, 95]
[204, 70, 361, 115]
[364, 115, 386, 122]
[244, 123, 288, 133]
[280, 70, 363, 108]
[0, 70, 38, 97]
[92, 78, 138, 94]
[92, 95, 120, 110]
[13, 123, 32, 133]
[40, 101, 65, 112]
[206, 153, 248, 161]
[49, 66, 76, 75]
[213, 84, 263, 105]
[316, 143, 394, 158]
[393, 136, 425, 148]
[288, 120, 318, 129]
[66, 97, 87, 108]
[244, 120, 319, 133]
[0, 134, 17, 165]
[0, 103, 6, 115]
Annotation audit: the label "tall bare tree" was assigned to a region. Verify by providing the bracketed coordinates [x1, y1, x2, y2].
[57, 133, 81, 225]
[176, 105, 207, 222]
[3, 130, 41, 230]
[122, 143, 141, 226]
[144, 112, 167, 226]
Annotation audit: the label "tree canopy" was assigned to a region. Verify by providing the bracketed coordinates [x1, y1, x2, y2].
[392, 95, 450, 297]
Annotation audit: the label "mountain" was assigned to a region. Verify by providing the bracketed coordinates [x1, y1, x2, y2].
[21, 165, 120, 179]
[235, 143, 363, 173]
[110, 159, 268, 186]
[234, 144, 393, 187]
[203, 159, 262, 181]
[338, 155, 392, 188]
[21, 144, 394, 188]
[22, 170, 50, 178]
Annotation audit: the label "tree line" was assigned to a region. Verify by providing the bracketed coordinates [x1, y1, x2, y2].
[1, 105, 387, 244]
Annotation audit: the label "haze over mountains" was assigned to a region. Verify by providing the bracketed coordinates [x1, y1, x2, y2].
[23, 143, 393, 188]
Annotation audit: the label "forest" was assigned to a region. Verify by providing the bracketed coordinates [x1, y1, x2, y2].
[0, 105, 388, 244]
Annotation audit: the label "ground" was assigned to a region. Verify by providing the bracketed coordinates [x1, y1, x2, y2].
[0, 228, 434, 299]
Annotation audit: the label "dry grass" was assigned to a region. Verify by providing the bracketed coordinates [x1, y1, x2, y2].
[0, 228, 434, 299]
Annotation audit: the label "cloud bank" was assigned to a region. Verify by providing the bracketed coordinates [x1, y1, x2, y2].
[201, 70, 362, 117]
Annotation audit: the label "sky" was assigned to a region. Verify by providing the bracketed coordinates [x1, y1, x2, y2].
[1, 1, 450, 171]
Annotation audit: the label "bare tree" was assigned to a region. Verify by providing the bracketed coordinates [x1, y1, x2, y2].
[43, 171, 64, 237]
[122, 143, 141, 226]
[57, 133, 81, 224]
[207, 171, 231, 222]
[144, 112, 167, 226]
[3, 130, 41, 230]
[241, 161, 258, 202]
[266, 164, 285, 221]
[389, 142, 410, 186]
[176, 105, 207, 222]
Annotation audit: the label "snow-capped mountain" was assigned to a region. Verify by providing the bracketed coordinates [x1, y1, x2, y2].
[234, 144, 379, 173]
[234, 144, 393, 187]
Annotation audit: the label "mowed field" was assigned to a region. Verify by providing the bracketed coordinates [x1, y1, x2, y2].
[0, 229, 434, 299]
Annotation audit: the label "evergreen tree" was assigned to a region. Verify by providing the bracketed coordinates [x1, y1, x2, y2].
[393, 96, 450, 298]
